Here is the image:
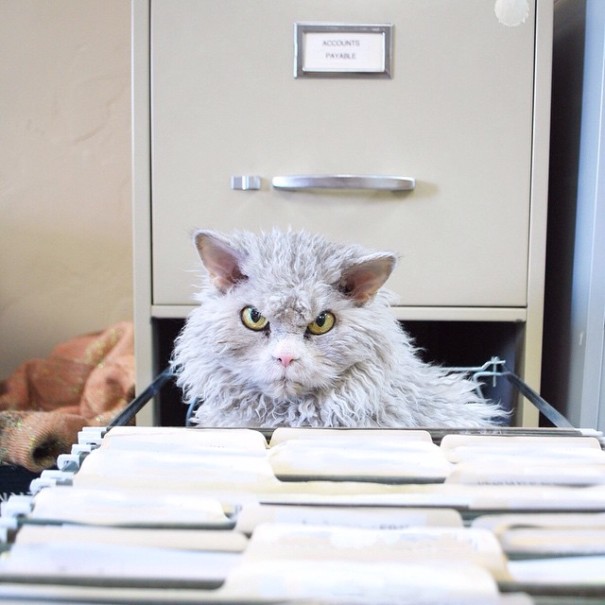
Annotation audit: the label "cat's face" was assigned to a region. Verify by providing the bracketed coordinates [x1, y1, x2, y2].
[193, 230, 397, 400]
[207, 277, 369, 400]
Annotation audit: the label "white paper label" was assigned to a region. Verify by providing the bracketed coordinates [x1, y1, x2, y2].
[302, 32, 386, 73]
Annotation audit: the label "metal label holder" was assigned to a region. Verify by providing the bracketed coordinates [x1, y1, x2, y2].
[294, 23, 393, 79]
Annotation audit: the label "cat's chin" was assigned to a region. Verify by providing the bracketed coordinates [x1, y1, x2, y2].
[256, 362, 318, 399]
[262, 377, 308, 400]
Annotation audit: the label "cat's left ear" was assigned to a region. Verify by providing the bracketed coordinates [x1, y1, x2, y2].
[339, 253, 397, 304]
[194, 230, 247, 293]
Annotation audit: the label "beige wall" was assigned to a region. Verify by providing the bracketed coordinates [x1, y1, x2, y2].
[0, 0, 132, 379]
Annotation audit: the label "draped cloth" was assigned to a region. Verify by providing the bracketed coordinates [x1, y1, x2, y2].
[0, 322, 135, 472]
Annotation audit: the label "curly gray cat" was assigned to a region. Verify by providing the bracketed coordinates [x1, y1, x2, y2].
[172, 229, 508, 428]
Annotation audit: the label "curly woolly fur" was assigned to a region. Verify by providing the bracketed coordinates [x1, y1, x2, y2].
[172, 229, 508, 428]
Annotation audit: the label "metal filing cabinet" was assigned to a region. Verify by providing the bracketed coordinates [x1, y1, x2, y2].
[132, 0, 553, 426]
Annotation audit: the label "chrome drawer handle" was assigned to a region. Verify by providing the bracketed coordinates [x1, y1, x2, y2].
[271, 174, 415, 192]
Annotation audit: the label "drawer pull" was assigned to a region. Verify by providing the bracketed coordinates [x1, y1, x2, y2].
[271, 174, 415, 192]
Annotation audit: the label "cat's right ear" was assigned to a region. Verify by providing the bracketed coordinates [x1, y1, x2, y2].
[194, 230, 247, 293]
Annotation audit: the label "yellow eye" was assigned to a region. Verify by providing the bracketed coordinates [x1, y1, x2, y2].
[307, 311, 336, 336]
[241, 306, 269, 331]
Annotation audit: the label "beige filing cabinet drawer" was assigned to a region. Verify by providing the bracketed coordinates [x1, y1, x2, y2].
[133, 0, 552, 425]
[150, 0, 539, 307]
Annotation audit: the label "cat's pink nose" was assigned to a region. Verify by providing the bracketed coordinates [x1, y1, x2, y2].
[277, 354, 296, 367]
